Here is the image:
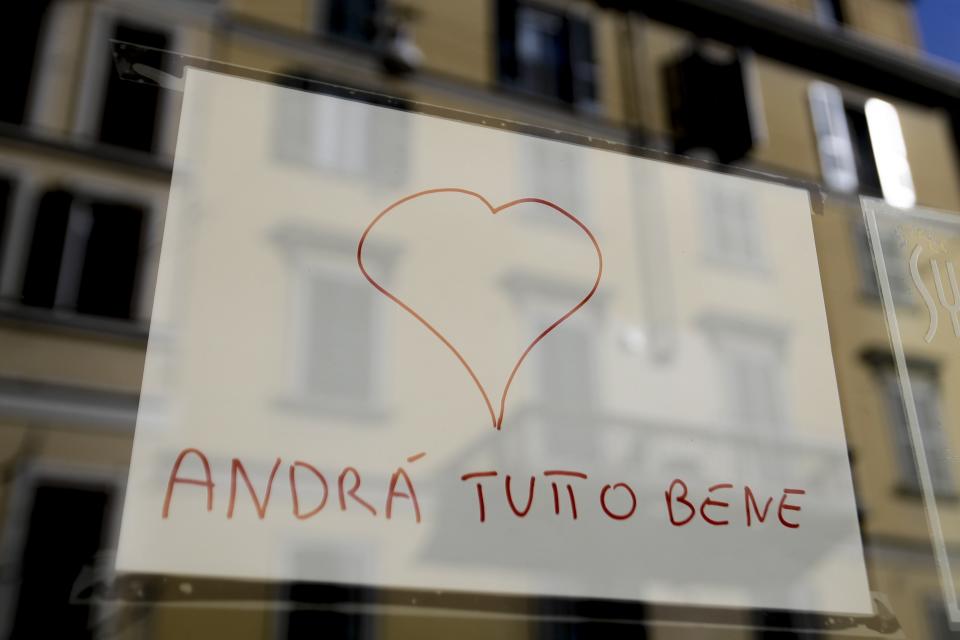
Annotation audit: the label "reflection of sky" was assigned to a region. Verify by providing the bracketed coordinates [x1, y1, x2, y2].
[916, 0, 960, 65]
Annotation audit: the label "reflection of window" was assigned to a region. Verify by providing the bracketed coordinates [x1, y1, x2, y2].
[505, 274, 603, 461]
[0, 177, 13, 270]
[852, 220, 912, 302]
[497, 1, 597, 109]
[98, 22, 168, 153]
[705, 319, 786, 429]
[520, 142, 587, 219]
[809, 82, 915, 205]
[725, 338, 784, 428]
[282, 91, 370, 173]
[322, 0, 381, 44]
[283, 547, 373, 639]
[874, 360, 954, 496]
[20, 189, 144, 319]
[9, 481, 115, 638]
[699, 182, 765, 270]
[0, 1, 53, 125]
[843, 103, 882, 196]
[814, 0, 846, 26]
[926, 598, 957, 640]
[274, 226, 392, 417]
[537, 318, 597, 457]
[274, 74, 408, 186]
[301, 272, 378, 404]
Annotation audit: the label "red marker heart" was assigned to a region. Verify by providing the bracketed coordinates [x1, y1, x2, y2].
[357, 188, 603, 431]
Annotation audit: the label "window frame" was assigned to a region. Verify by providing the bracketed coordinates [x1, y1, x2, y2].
[865, 353, 957, 499]
[496, 0, 600, 112]
[10, 177, 157, 324]
[0, 460, 125, 640]
[72, 4, 181, 156]
[272, 224, 397, 420]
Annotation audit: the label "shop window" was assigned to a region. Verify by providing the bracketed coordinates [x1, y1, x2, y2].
[876, 361, 954, 496]
[497, 1, 597, 109]
[9, 483, 113, 639]
[97, 22, 168, 153]
[20, 189, 144, 319]
[0, 1, 52, 125]
[323, 0, 381, 44]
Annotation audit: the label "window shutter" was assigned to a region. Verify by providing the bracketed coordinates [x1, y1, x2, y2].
[865, 98, 916, 209]
[305, 276, 375, 401]
[808, 82, 858, 193]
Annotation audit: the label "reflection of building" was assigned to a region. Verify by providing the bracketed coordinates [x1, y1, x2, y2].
[0, 0, 959, 638]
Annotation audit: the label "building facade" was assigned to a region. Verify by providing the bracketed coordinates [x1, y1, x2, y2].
[1, 0, 959, 637]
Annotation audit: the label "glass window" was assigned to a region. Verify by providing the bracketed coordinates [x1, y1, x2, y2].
[98, 22, 168, 153]
[498, 1, 597, 108]
[20, 189, 144, 319]
[878, 362, 954, 496]
[325, 0, 380, 44]
[0, 1, 53, 125]
[9, 482, 115, 638]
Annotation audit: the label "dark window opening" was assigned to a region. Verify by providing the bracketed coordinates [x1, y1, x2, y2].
[21, 189, 144, 319]
[497, 0, 596, 108]
[286, 583, 370, 639]
[0, 177, 13, 272]
[10, 483, 113, 640]
[98, 22, 168, 153]
[0, 0, 53, 125]
[664, 48, 757, 164]
[326, 0, 381, 44]
[844, 104, 883, 196]
[816, 0, 847, 26]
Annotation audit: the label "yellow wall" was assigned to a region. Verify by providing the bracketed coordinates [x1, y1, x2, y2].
[843, 0, 919, 50]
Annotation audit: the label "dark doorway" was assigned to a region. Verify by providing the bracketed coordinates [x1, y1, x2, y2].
[10, 482, 114, 639]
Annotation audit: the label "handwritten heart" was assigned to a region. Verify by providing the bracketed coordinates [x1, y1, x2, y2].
[357, 188, 603, 430]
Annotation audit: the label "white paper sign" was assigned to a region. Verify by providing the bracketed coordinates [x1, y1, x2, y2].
[117, 68, 871, 614]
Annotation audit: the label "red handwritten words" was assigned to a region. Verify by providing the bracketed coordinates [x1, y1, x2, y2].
[161, 448, 426, 523]
[461, 472, 806, 528]
[160, 450, 806, 529]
